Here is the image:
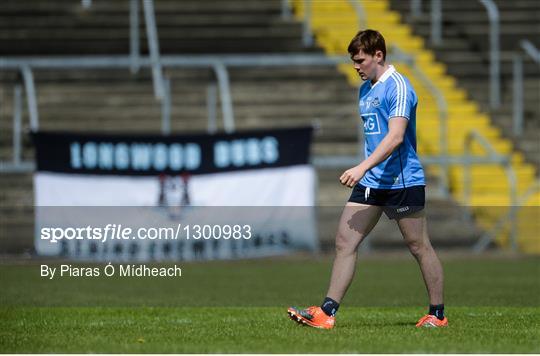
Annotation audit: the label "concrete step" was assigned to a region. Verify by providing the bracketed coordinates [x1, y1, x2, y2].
[1, 66, 345, 83]
[3, 64, 342, 77]
[404, 13, 540, 26]
[411, 23, 540, 48]
[0, 15, 291, 28]
[0, 0, 283, 13]
[0, 0, 308, 56]
[390, 0, 540, 8]
[0, 43, 314, 55]
[2, 26, 304, 40]
[390, 0, 540, 11]
[442, 62, 539, 78]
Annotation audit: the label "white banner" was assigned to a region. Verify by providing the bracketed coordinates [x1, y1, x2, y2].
[33, 128, 318, 261]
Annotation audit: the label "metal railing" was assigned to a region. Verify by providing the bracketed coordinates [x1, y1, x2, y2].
[302, 0, 314, 47]
[141, 0, 165, 99]
[81, 0, 92, 9]
[0, 67, 41, 173]
[426, 0, 501, 109]
[130, 0, 140, 73]
[430, 0, 442, 46]
[348, 0, 367, 29]
[0, 55, 240, 155]
[479, 0, 501, 109]
[206, 84, 218, 134]
[12, 85, 23, 166]
[513, 40, 540, 136]
[81, 0, 164, 99]
[20, 66, 39, 131]
[281, 0, 292, 20]
[410, 0, 422, 19]
[2, 79, 33, 172]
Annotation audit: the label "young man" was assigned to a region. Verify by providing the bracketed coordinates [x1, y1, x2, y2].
[288, 29, 447, 329]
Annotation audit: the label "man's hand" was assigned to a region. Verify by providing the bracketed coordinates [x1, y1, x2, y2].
[340, 164, 367, 188]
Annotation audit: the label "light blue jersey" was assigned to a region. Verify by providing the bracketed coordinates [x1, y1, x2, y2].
[358, 65, 425, 189]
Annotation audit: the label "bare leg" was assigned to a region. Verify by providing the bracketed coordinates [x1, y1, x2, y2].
[326, 202, 383, 302]
[397, 210, 444, 305]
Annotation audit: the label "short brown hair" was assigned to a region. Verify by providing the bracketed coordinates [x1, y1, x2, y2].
[347, 29, 386, 60]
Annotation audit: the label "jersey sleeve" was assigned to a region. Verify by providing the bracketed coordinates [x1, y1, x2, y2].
[387, 76, 416, 120]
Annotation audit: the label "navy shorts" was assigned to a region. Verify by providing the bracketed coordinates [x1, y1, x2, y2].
[348, 184, 425, 219]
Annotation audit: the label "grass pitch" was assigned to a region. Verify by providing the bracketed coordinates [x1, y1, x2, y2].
[1, 255, 539, 353]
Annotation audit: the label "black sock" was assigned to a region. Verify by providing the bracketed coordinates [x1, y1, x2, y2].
[429, 304, 445, 320]
[321, 297, 340, 317]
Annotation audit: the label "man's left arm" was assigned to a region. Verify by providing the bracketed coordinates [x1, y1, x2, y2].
[340, 117, 408, 187]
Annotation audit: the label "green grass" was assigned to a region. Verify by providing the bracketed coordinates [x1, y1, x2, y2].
[1, 255, 539, 353]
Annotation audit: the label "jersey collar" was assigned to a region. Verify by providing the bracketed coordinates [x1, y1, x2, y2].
[369, 65, 395, 88]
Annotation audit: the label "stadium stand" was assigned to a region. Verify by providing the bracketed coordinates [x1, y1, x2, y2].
[2, 0, 532, 254]
[0, 0, 312, 55]
[291, 0, 539, 253]
[389, 0, 540, 170]
[388, 0, 540, 252]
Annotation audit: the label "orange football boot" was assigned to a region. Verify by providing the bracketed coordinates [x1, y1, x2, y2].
[416, 314, 448, 327]
[287, 306, 335, 329]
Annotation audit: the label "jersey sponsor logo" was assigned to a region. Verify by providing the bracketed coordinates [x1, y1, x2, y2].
[361, 113, 381, 135]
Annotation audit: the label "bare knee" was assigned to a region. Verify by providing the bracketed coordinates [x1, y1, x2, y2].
[335, 229, 364, 256]
[406, 239, 431, 258]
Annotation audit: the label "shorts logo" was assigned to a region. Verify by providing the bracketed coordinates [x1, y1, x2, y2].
[361, 113, 381, 135]
[397, 206, 410, 213]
